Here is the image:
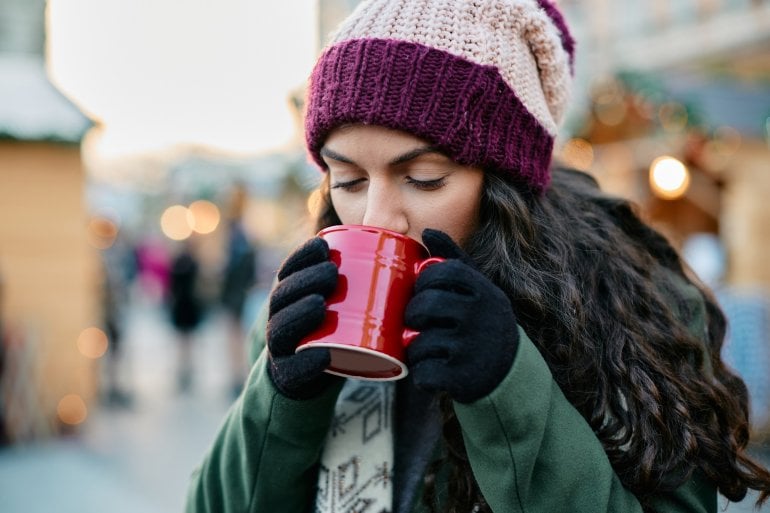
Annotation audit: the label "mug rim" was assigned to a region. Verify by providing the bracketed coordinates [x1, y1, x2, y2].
[296, 341, 408, 381]
[318, 224, 421, 246]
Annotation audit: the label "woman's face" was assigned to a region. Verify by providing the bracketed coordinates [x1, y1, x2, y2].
[321, 124, 485, 247]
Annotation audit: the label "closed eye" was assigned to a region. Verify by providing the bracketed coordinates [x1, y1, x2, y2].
[406, 176, 446, 191]
[330, 178, 366, 191]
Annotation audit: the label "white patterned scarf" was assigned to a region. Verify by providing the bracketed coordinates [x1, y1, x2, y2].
[315, 379, 395, 513]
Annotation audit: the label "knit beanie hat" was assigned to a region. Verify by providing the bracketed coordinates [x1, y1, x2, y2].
[304, 0, 575, 193]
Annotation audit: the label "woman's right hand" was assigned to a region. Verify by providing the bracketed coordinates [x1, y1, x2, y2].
[266, 237, 340, 399]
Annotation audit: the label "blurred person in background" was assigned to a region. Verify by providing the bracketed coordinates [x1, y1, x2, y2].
[219, 184, 258, 398]
[167, 238, 205, 393]
[186, 1, 770, 512]
[97, 220, 138, 408]
[135, 234, 171, 304]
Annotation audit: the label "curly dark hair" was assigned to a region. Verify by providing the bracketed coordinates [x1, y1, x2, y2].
[313, 166, 770, 511]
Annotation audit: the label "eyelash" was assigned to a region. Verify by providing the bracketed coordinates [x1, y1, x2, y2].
[406, 176, 446, 191]
[330, 177, 447, 191]
[330, 178, 366, 191]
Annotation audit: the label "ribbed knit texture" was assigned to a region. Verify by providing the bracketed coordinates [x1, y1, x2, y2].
[307, 39, 554, 191]
[305, 0, 575, 194]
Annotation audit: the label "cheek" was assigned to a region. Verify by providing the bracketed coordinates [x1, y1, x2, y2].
[330, 192, 361, 225]
[415, 191, 481, 246]
[444, 178, 483, 245]
[441, 203, 481, 246]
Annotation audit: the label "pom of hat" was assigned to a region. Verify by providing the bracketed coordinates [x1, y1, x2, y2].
[305, 0, 575, 194]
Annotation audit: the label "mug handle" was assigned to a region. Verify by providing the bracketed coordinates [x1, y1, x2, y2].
[402, 256, 445, 348]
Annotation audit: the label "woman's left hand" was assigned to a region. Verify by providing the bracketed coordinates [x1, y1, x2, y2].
[405, 229, 520, 403]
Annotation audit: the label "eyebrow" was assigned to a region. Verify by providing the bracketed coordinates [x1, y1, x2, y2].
[320, 145, 445, 167]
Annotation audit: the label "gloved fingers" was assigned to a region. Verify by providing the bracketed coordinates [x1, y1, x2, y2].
[267, 294, 327, 357]
[276, 237, 330, 281]
[413, 259, 483, 297]
[269, 347, 332, 395]
[406, 331, 458, 365]
[421, 228, 470, 262]
[404, 288, 467, 330]
[269, 261, 337, 317]
[409, 358, 456, 395]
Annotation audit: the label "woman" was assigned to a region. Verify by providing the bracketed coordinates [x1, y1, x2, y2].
[186, 1, 770, 511]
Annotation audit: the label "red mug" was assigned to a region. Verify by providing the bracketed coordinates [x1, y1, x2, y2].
[295, 225, 443, 380]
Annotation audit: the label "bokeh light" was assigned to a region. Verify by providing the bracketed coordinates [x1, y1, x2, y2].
[592, 79, 627, 126]
[649, 156, 690, 199]
[77, 327, 109, 359]
[87, 216, 119, 249]
[188, 200, 221, 234]
[57, 394, 88, 426]
[711, 126, 742, 156]
[160, 205, 194, 241]
[596, 101, 628, 127]
[560, 138, 595, 171]
[658, 102, 688, 133]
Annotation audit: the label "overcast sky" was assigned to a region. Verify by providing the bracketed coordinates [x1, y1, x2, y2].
[47, 0, 318, 158]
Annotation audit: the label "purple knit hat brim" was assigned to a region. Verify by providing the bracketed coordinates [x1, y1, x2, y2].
[305, 38, 554, 193]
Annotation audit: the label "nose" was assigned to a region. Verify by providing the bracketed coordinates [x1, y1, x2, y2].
[361, 181, 408, 234]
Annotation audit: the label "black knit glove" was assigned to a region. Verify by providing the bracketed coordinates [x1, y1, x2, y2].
[404, 229, 519, 403]
[266, 237, 341, 400]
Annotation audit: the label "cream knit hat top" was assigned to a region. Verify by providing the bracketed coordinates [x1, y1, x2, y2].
[305, 0, 575, 193]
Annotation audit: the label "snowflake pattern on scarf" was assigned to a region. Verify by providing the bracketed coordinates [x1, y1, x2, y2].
[316, 380, 394, 513]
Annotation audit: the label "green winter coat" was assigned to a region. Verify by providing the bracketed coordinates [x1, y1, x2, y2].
[185, 270, 717, 513]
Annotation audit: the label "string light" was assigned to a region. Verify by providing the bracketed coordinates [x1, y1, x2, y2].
[77, 327, 109, 359]
[188, 200, 220, 234]
[57, 394, 88, 426]
[160, 205, 194, 241]
[87, 216, 119, 249]
[649, 156, 690, 200]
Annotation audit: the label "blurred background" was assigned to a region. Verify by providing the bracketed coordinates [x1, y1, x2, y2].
[0, 0, 768, 511]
